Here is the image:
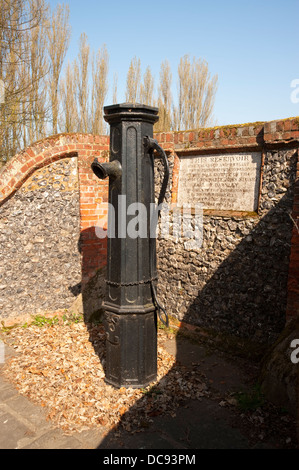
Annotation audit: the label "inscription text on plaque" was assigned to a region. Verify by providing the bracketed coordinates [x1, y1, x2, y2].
[177, 152, 262, 212]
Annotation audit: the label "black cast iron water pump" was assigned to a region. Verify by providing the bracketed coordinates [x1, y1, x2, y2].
[91, 103, 169, 388]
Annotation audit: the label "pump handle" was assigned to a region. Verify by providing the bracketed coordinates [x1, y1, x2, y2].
[144, 136, 169, 328]
[144, 136, 169, 211]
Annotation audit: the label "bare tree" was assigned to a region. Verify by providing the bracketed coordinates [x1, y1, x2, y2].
[58, 36, 109, 135]
[125, 56, 141, 103]
[175, 54, 218, 130]
[155, 60, 172, 132]
[0, 2, 219, 163]
[46, 3, 70, 135]
[75, 33, 90, 133]
[24, 0, 49, 145]
[91, 44, 109, 135]
[58, 60, 79, 133]
[112, 72, 118, 104]
[139, 65, 154, 106]
[0, 0, 50, 163]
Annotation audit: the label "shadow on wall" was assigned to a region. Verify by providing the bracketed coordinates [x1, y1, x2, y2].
[72, 187, 297, 449]
[181, 189, 295, 344]
[69, 227, 107, 324]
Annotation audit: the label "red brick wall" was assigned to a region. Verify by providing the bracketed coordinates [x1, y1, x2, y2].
[1, 117, 298, 321]
[154, 117, 299, 152]
[76, 135, 109, 285]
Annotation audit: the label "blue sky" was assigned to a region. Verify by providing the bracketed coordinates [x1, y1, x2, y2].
[49, 0, 299, 126]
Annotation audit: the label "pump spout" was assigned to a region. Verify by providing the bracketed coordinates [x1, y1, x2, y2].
[91, 158, 122, 180]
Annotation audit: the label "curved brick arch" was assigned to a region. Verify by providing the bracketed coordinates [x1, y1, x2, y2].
[0, 133, 109, 204]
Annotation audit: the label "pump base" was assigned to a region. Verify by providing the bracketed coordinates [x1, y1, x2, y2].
[103, 310, 157, 388]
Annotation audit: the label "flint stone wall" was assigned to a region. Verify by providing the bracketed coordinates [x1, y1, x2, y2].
[155, 147, 298, 344]
[0, 157, 81, 318]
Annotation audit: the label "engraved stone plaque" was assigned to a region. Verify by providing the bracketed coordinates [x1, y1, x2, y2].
[177, 152, 262, 212]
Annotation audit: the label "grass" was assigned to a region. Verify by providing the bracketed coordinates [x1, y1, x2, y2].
[0, 321, 17, 333]
[141, 385, 163, 398]
[31, 315, 60, 327]
[1, 311, 84, 333]
[62, 312, 84, 324]
[157, 320, 177, 335]
[234, 385, 265, 411]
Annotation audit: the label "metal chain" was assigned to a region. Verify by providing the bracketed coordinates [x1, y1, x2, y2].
[106, 276, 158, 287]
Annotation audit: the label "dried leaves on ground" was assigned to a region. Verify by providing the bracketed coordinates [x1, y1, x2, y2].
[2, 319, 208, 435]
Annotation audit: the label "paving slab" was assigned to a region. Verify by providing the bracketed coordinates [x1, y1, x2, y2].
[98, 398, 250, 450]
[0, 411, 31, 449]
[22, 430, 85, 449]
[0, 383, 19, 402]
